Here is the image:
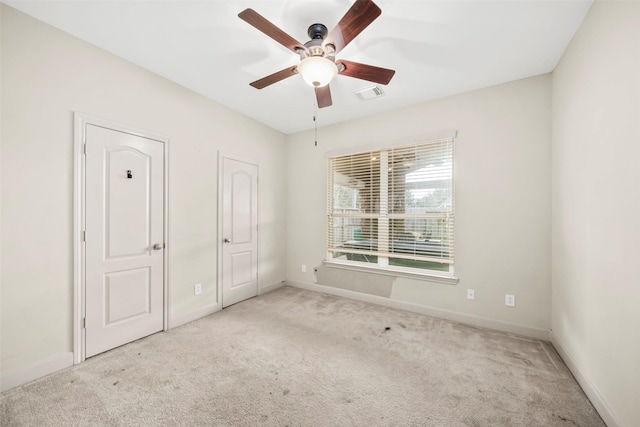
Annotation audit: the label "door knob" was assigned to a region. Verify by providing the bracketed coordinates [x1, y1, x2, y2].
[153, 243, 164, 250]
[223, 238, 231, 243]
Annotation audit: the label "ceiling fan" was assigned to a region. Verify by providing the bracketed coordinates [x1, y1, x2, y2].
[238, 0, 395, 108]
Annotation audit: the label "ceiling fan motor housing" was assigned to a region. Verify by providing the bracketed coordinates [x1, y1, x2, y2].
[307, 23, 328, 40]
[303, 24, 335, 59]
[304, 40, 326, 58]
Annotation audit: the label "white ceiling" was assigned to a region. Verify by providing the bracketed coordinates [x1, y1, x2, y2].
[4, 0, 593, 134]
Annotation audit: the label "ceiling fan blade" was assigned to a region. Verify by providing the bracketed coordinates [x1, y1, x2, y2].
[239, 9, 307, 54]
[250, 65, 298, 89]
[315, 85, 333, 108]
[324, 0, 381, 54]
[337, 60, 395, 85]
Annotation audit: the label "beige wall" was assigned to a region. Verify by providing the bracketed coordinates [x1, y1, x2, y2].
[286, 74, 552, 337]
[552, 1, 640, 425]
[0, 5, 287, 386]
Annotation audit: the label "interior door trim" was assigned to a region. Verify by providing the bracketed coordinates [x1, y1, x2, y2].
[73, 112, 170, 364]
[217, 152, 260, 308]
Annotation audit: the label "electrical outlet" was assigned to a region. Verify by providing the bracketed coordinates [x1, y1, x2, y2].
[467, 289, 475, 300]
[505, 294, 515, 307]
[194, 283, 202, 296]
[301, 264, 307, 273]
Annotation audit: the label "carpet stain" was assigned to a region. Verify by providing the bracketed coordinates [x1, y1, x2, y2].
[112, 381, 119, 386]
[554, 413, 579, 425]
[283, 389, 290, 395]
[509, 353, 533, 366]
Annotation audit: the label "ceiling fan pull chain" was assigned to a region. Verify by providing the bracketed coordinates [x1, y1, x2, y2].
[314, 102, 318, 146]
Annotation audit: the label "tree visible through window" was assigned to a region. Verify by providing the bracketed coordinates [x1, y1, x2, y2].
[327, 135, 455, 276]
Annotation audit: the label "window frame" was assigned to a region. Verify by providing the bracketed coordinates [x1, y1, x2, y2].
[325, 131, 458, 284]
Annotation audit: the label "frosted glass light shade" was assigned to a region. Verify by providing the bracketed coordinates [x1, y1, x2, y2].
[298, 56, 338, 87]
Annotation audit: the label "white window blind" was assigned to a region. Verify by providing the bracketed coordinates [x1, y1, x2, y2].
[327, 135, 454, 274]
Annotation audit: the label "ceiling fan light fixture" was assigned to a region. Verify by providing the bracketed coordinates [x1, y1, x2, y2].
[239, 1, 394, 109]
[298, 56, 338, 88]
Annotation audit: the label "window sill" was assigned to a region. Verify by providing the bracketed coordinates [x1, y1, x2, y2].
[323, 260, 459, 285]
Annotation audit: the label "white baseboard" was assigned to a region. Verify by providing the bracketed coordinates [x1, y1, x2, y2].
[550, 331, 620, 427]
[169, 282, 284, 329]
[169, 303, 219, 329]
[259, 281, 285, 295]
[1, 352, 74, 392]
[2, 303, 221, 392]
[286, 281, 550, 341]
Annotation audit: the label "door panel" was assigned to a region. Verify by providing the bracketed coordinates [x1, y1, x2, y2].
[85, 124, 164, 357]
[231, 252, 252, 288]
[232, 172, 253, 244]
[105, 148, 150, 258]
[222, 157, 258, 307]
[104, 267, 151, 325]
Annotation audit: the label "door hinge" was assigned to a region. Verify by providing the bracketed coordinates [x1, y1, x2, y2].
[82, 230, 86, 242]
[83, 143, 86, 155]
[82, 318, 86, 329]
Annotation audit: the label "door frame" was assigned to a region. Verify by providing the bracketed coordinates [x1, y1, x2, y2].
[217, 152, 260, 307]
[73, 112, 170, 364]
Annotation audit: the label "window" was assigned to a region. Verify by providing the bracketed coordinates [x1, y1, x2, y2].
[326, 133, 455, 279]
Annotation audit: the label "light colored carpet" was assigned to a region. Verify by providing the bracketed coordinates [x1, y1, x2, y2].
[1, 286, 604, 426]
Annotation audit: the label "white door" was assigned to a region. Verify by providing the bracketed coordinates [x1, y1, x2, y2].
[85, 124, 165, 357]
[221, 157, 258, 308]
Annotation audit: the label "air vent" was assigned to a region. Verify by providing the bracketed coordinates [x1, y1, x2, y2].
[354, 85, 385, 101]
